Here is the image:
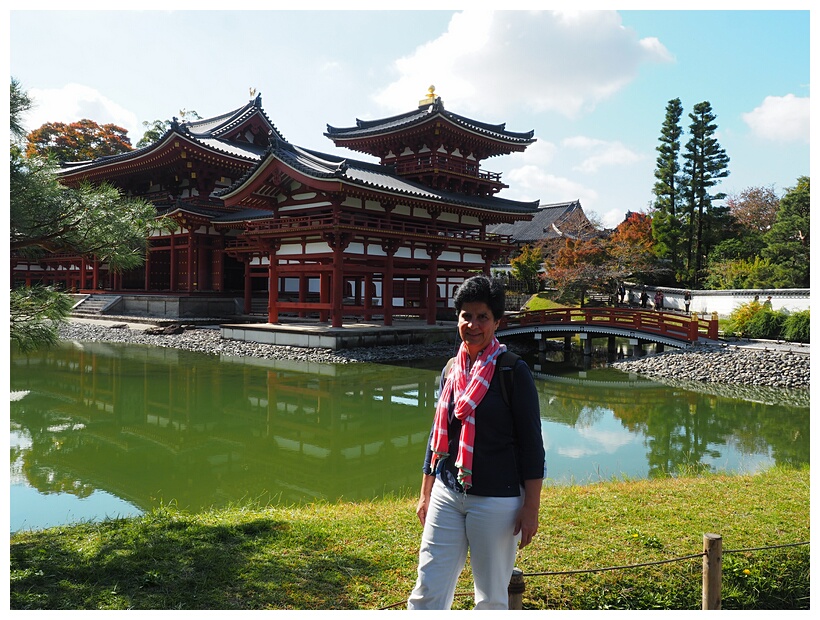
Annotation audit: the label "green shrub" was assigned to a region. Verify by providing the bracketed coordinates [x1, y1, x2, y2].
[782, 310, 810, 343]
[728, 301, 763, 337]
[745, 309, 786, 340]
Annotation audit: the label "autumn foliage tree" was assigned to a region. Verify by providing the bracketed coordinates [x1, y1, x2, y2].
[26, 119, 133, 162]
[544, 212, 661, 304]
[607, 212, 658, 276]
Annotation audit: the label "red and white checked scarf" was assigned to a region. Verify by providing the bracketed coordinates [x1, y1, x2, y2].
[430, 337, 505, 490]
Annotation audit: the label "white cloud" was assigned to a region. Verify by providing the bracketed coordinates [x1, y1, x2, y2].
[557, 425, 637, 458]
[742, 94, 809, 143]
[595, 206, 629, 230]
[23, 84, 140, 141]
[373, 10, 672, 118]
[503, 164, 598, 206]
[511, 138, 558, 167]
[562, 136, 644, 173]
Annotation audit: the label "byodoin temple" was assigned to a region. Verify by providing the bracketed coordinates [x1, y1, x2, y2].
[14, 87, 553, 327]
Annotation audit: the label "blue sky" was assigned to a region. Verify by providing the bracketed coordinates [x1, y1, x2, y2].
[8, 4, 811, 229]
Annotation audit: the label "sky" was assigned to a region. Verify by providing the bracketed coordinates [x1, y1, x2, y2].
[7, 3, 812, 229]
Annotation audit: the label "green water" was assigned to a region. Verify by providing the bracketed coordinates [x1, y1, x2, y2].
[10, 340, 809, 533]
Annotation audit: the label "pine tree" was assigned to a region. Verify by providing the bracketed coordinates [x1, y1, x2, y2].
[651, 98, 684, 282]
[681, 101, 730, 287]
[761, 176, 810, 287]
[10, 78, 159, 352]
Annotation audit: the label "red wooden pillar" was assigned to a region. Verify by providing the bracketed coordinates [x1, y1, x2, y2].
[363, 273, 373, 321]
[266, 244, 280, 324]
[92, 256, 99, 290]
[243, 257, 252, 314]
[330, 233, 350, 328]
[144, 246, 151, 291]
[483, 253, 493, 276]
[320, 272, 330, 323]
[298, 275, 307, 318]
[170, 233, 178, 291]
[427, 246, 442, 325]
[382, 240, 398, 327]
[187, 231, 195, 292]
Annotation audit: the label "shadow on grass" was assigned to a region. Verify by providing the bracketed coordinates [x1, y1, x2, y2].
[11, 509, 377, 610]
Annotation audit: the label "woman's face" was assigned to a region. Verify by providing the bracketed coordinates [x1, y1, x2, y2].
[457, 301, 499, 358]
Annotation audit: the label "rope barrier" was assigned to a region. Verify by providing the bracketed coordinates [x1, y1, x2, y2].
[379, 540, 809, 610]
[724, 540, 809, 554]
[521, 551, 706, 577]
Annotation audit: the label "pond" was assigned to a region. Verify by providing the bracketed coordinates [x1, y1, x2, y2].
[9, 339, 809, 533]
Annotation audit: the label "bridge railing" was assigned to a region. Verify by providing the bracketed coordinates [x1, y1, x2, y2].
[499, 307, 719, 342]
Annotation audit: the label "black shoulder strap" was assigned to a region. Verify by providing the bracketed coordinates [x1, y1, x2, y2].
[497, 350, 520, 409]
[441, 351, 519, 408]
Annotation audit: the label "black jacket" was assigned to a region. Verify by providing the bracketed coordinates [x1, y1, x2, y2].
[423, 358, 545, 496]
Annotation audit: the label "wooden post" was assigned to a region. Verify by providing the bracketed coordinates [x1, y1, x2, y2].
[507, 567, 525, 610]
[702, 533, 722, 610]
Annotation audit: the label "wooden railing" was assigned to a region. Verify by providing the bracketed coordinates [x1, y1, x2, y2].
[227, 213, 512, 245]
[393, 157, 502, 183]
[499, 307, 719, 342]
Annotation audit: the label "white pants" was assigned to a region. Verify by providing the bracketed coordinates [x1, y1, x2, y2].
[407, 479, 523, 610]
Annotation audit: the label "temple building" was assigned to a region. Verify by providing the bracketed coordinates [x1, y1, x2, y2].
[14, 87, 542, 326]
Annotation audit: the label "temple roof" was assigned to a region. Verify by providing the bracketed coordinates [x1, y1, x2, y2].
[180, 93, 286, 143]
[58, 94, 280, 176]
[324, 96, 535, 146]
[487, 200, 587, 242]
[218, 139, 540, 215]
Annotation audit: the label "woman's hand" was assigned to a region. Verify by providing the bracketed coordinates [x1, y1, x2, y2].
[416, 474, 435, 526]
[416, 495, 430, 526]
[514, 478, 542, 549]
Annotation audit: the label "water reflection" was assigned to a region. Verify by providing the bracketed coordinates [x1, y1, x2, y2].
[10, 340, 809, 532]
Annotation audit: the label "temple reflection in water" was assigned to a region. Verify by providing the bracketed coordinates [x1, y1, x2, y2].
[11, 341, 440, 513]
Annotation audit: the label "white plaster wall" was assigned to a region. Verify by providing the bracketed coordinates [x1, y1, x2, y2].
[624, 287, 810, 317]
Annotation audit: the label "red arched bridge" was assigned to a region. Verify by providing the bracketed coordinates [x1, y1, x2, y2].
[497, 307, 719, 349]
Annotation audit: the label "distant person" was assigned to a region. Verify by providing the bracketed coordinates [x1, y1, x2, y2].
[684, 290, 692, 313]
[654, 290, 664, 311]
[408, 275, 545, 610]
[618, 284, 626, 304]
[764, 296, 773, 310]
[640, 288, 648, 308]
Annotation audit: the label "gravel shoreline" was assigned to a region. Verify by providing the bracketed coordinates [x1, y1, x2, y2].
[57, 321, 457, 365]
[610, 344, 810, 390]
[56, 320, 810, 391]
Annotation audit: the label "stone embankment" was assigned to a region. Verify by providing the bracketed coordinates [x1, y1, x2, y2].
[56, 321, 456, 365]
[57, 321, 809, 392]
[610, 343, 810, 390]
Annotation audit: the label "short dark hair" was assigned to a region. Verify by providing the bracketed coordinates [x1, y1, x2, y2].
[453, 275, 505, 320]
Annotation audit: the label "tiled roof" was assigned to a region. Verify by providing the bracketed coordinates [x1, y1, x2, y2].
[182, 94, 286, 143]
[325, 98, 534, 144]
[212, 207, 279, 224]
[219, 139, 540, 215]
[487, 201, 583, 242]
[58, 95, 278, 175]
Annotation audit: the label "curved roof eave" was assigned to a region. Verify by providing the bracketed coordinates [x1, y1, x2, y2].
[57, 129, 263, 179]
[183, 94, 287, 143]
[219, 144, 540, 215]
[325, 103, 534, 145]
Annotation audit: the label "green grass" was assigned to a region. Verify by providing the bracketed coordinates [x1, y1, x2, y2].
[10, 466, 809, 610]
[521, 293, 573, 312]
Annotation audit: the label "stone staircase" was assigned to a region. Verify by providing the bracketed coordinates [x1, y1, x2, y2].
[72, 294, 122, 316]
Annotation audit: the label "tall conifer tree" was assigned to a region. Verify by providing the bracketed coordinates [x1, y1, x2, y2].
[682, 101, 730, 287]
[651, 98, 684, 282]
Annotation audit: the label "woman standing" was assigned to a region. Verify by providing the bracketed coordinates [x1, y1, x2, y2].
[407, 276, 545, 610]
